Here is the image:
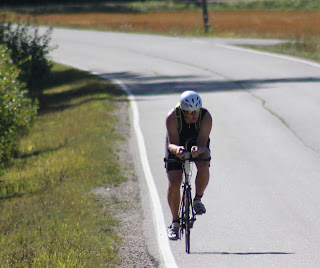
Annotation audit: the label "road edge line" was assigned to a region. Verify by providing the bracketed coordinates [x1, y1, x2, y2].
[216, 44, 320, 69]
[97, 74, 178, 268]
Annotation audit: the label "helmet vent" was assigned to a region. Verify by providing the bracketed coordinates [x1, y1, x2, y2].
[180, 91, 202, 111]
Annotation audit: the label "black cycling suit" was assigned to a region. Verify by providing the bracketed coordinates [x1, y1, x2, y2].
[165, 108, 210, 172]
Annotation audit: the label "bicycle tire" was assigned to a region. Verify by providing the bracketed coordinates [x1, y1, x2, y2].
[184, 186, 191, 254]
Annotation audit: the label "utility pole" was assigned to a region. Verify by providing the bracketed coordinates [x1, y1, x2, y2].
[201, 0, 210, 35]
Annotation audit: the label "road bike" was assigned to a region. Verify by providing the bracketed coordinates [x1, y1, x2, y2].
[165, 140, 210, 254]
[179, 150, 196, 254]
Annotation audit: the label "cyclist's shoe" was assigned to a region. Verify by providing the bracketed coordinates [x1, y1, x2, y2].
[167, 221, 180, 240]
[193, 199, 206, 215]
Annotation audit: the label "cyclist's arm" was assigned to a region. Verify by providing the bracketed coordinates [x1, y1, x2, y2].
[166, 109, 185, 158]
[192, 111, 212, 158]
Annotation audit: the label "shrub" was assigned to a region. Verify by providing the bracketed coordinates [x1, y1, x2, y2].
[0, 46, 38, 170]
[0, 17, 54, 99]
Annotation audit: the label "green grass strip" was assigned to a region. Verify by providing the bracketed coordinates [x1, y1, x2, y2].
[242, 38, 320, 63]
[0, 63, 128, 267]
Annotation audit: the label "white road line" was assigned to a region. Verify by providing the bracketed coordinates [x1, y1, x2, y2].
[97, 74, 178, 268]
[216, 44, 320, 69]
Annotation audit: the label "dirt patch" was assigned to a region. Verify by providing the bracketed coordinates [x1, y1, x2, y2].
[13, 10, 320, 39]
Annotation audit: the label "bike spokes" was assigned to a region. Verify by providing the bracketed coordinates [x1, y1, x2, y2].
[179, 176, 196, 254]
[185, 187, 193, 253]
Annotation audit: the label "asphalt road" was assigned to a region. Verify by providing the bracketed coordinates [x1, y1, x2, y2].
[49, 29, 320, 268]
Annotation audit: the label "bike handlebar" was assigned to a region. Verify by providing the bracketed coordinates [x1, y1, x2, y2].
[164, 155, 211, 163]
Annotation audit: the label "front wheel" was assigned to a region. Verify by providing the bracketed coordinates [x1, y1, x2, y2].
[184, 187, 191, 254]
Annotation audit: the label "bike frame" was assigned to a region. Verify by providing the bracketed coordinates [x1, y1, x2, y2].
[164, 139, 210, 254]
[179, 151, 197, 254]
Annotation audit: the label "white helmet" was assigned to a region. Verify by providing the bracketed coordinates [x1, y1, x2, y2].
[180, 91, 202, 111]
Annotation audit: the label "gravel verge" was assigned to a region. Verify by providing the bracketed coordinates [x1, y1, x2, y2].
[93, 99, 159, 268]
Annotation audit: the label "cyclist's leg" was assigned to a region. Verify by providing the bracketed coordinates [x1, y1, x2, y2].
[167, 169, 183, 221]
[165, 140, 183, 221]
[195, 147, 210, 199]
[193, 148, 210, 215]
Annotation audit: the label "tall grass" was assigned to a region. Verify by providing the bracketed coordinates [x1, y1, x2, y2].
[2, 4, 319, 62]
[0, 63, 128, 267]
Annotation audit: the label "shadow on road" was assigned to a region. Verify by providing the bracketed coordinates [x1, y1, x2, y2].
[100, 71, 320, 96]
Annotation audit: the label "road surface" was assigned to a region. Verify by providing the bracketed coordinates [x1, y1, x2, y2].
[49, 29, 320, 268]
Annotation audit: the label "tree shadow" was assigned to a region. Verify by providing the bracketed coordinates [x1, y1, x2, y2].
[100, 71, 320, 96]
[45, 68, 89, 89]
[39, 69, 125, 115]
[16, 145, 64, 159]
[39, 69, 320, 114]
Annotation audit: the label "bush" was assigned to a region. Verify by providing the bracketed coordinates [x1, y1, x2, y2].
[0, 46, 38, 170]
[0, 17, 54, 99]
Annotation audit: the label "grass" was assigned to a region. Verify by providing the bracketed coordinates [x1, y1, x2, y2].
[0, 63, 128, 267]
[3, 0, 320, 14]
[0, 1, 319, 265]
[6, 8, 319, 62]
[208, 0, 320, 11]
[6, 10, 320, 39]
[243, 37, 320, 63]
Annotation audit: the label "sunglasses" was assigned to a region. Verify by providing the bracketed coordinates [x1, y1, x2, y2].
[185, 109, 200, 114]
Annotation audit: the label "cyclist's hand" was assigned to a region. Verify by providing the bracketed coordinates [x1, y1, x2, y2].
[191, 146, 200, 158]
[176, 146, 185, 159]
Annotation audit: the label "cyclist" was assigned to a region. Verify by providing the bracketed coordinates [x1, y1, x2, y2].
[165, 90, 212, 240]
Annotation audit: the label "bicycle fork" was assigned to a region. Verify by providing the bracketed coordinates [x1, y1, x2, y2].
[179, 182, 196, 237]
